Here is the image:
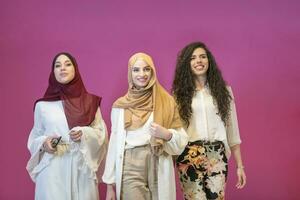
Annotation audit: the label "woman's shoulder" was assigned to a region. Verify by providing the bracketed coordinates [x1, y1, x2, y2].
[34, 100, 47, 109]
[111, 107, 124, 114]
[110, 108, 124, 126]
[35, 100, 61, 105]
[225, 85, 235, 99]
[34, 100, 62, 111]
[225, 85, 232, 90]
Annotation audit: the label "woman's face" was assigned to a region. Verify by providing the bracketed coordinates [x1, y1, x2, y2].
[54, 54, 75, 84]
[131, 59, 152, 89]
[190, 47, 209, 77]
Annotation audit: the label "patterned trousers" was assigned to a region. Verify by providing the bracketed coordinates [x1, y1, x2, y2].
[176, 140, 228, 200]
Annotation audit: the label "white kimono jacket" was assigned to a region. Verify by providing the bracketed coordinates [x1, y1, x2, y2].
[102, 108, 188, 200]
[26, 101, 107, 200]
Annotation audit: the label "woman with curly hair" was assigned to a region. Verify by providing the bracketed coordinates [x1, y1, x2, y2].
[173, 42, 246, 200]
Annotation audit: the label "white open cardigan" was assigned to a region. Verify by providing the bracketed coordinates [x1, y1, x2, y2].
[102, 108, 188, 200]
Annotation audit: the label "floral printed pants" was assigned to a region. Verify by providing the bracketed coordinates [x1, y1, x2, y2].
[176, 140, 228, 200]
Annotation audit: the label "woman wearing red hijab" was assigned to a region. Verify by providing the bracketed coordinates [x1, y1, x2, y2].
[26, 53, 108, 200]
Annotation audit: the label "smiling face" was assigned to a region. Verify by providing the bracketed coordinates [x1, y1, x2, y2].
[131, 59, 152, 89]
[53, 54, 75, 84]
[190, 47, 209, 78]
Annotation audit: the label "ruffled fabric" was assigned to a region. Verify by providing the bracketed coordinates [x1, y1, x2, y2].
[27, 151, 54, 182]
[27, 135, 50, 182]
[69, 125, 107, 183]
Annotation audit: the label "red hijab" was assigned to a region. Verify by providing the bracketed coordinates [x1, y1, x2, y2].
[35, 52, 101, 129]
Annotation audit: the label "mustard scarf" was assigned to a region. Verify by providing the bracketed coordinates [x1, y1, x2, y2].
[113, 52, 182, 147]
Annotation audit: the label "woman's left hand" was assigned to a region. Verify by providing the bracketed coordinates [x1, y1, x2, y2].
[69, 130, 83, 142]
[236, 167, 246, 189]
[150, 122, 172, 141]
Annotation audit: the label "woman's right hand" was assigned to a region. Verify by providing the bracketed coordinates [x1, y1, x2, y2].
[42, 137, 57, 154]
[150, 122, 172, 141]
[106, 184, 116, 200]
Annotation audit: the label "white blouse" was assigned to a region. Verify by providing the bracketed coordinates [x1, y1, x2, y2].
[125, 113, 153, 149]
[185, 86, 241, 157]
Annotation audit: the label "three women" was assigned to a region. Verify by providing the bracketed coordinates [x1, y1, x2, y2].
[27, 43, 246, 200]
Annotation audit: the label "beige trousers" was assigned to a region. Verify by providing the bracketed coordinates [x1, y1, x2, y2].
[121, 145, 158, 200]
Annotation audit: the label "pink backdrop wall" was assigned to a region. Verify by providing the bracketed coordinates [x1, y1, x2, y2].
[1, 0, 299, 199]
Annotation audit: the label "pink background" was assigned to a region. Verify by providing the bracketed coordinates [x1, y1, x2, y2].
[1, 0, 300, 199]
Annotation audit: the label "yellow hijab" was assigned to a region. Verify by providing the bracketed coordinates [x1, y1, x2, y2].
[113, 52, 182, 146]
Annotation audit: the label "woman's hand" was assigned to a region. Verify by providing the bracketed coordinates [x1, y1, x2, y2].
[69, 130, 83, 142]
[42, 137, 57, 154]
[106, 184, 116, 200]
[230, 144, 246, 189]
[150, 122, 172, 141]
[236, 167, 246, 189]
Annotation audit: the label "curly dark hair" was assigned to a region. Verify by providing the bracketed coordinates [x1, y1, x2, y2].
[172, 41, 232, 127]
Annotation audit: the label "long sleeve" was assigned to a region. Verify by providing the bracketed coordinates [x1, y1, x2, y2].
[27, 103, 47, 154]
[226, 87, 241, 147]
[102, 108, 118, 184]
[26, 103, 47, 180]
[163, 127, 188, 155]
[70, 107, 108, 182]
[158, 128, 187, 200]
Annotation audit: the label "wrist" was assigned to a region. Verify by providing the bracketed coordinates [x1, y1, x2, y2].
[237, 165, 245, 169]
[165, 131, 172, 141]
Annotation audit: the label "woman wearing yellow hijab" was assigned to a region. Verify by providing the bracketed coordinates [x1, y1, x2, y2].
[103, 53, 188, 200]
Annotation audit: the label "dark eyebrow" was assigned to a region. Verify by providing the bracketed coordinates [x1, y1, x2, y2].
[192, 53, 207, 57]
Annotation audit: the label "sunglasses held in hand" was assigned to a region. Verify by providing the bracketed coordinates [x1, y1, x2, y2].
[51, 136, 62, 148]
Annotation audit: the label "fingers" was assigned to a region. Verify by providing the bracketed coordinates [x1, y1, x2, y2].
[43, 138, 56, 153]
[69, 130, 82, 142]
[149, 122, 158, 136]
[150, 122, 164, 138]
[240, 172, 246, 188]
[150, 122, 158, 127]
[150, 122, 158, 131]
[236, 169, 246, 189]
[149, 123, 171, 140]
[236, 174, 242, 188]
